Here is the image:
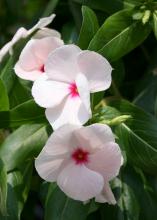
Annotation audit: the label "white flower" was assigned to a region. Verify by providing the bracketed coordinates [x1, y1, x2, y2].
[0, 14, 55, 63]
[32, 45, 112, 129]
[14, 29, 64, 81]
[35, 123, 123, 203]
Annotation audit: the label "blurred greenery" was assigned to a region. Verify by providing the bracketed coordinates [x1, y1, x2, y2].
[1, 0, 157, 219]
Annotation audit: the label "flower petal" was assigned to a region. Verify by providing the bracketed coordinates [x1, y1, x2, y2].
[77, 51, 112, 92]
[32, 74, 69, 108]
[33, 37, 64, 63]
[0, 14, 55, 63]
[45, 95, 91, 130]
[45, 45, 81, 83]
[35, 124, 80, 182]
[57, 161, 104, 201]
[14, 63, 43, 81]
[34, 28, 61, 39]
[95, 182, 116, 204]
[14, 37, 63, 81]
[75, 73, 91, 115]
[26, 14, 55, 36]
[35, 154, 65, 182]
[74, 124, 115, 152]
[87, 142, 122, 181]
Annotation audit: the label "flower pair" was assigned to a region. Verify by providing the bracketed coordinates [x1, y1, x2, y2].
[0, 14, 123, 203]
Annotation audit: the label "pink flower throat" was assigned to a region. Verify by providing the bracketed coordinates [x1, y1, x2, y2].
[72, 148, 89, 164]
[40, 64, 45, 73]
[69, 83, 79, 98]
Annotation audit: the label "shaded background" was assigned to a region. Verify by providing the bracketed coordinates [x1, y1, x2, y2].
[1, 0, 157, 219]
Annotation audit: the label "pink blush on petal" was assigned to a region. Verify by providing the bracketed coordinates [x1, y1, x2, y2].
[72, 148, 89, 165]
[69, 83, 79, 98]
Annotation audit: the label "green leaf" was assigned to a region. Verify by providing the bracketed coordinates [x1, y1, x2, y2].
[0, 124, 50, 172]
[0, 159, 7, 216]
[61, 22, 78, 44]
[92, 105, 121, 123]
[0, 100, 47, 129]
[88, 9, 151, 62]
[100, 176, 139, 220]
[9, 78, 31, 109]
[107, 99, 157, 174]
[0, 162, 33, 220]
[42, 0, 59, 17]
[0, 57, 15, 95]
[77, 6, 99, 49]
[115, 178, 140, 220]
[0, 79, 9, 111]
[45, 185, 92, 220]
[153, 11, 157, 39]
[122, 166, 157, 220]
[133, 73, 157, 116]
[72, 0, 142, 14]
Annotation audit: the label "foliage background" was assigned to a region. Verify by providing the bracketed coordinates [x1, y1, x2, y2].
[1, 0, 157, 219]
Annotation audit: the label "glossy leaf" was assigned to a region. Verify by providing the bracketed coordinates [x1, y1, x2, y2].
[0, 162, 33, 220]
[0, 99, 46, 129]
[78, 6, 99, 49]
[0, 124, 50, 172]
[88, 9, 151, 62]
[0, 79, 9, 111]
[45, 184, 92, 220]
[107, 99, 157, 174]
[153, 11, 157, 39]
[0, 159, 7, 216]
[72, 0, 142, 14]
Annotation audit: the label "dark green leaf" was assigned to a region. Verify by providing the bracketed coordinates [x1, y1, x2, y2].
[153, 11, 157, 39]
[0, 57, 15, 95]
[88, 9, 151, 62]
[0, 124, 50, 172]
[0, 99, 46, 129]
[0, 159, 7, 216]
[133, 73, 157, 116]
[0, 79, 9, 111]
[61, 22, 78, 44]
[45, 185, 92, 220]
[9, 78, 31, 109]
[42, 0, 59, 17]
[107, 99, 157, 174]
[122, 166, 157, 220]
[78, 6, 99, 49]
[72, 0, 142, 14]
[0, 162, 33, 220]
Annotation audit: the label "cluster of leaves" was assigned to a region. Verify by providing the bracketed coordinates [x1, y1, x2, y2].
[1, 0, 157, 219]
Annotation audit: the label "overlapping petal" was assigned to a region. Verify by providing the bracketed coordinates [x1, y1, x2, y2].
[32, 74, 69, 108]
[87, 142, 122, 180]
[57, 161, 104, 201]
[95, 182, 116, 204]
[77, 50, 112, 92]
[45, 45, 81, 83]
[0, 14, 55, 62]
[14, 37, 63, 81]
[45, 95, 91, 130]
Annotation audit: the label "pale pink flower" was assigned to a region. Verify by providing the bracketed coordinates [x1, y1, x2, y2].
[0, 14, 55, 63]
[14, 30, 64, 81]
[35, 123, 123, 203]
[32, 45, 112, 129]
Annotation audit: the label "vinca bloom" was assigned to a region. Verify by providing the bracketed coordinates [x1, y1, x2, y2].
[14, 29, 64, 81]
[0, 14, 55, 62]
[32, 45, 112, 129]
[35, 124, 123, 203]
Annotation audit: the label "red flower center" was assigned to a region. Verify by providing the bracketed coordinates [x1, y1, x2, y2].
[72, 148, 89, 164]
[39, 64, 45, 73]
[69, 83, 79, 98]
